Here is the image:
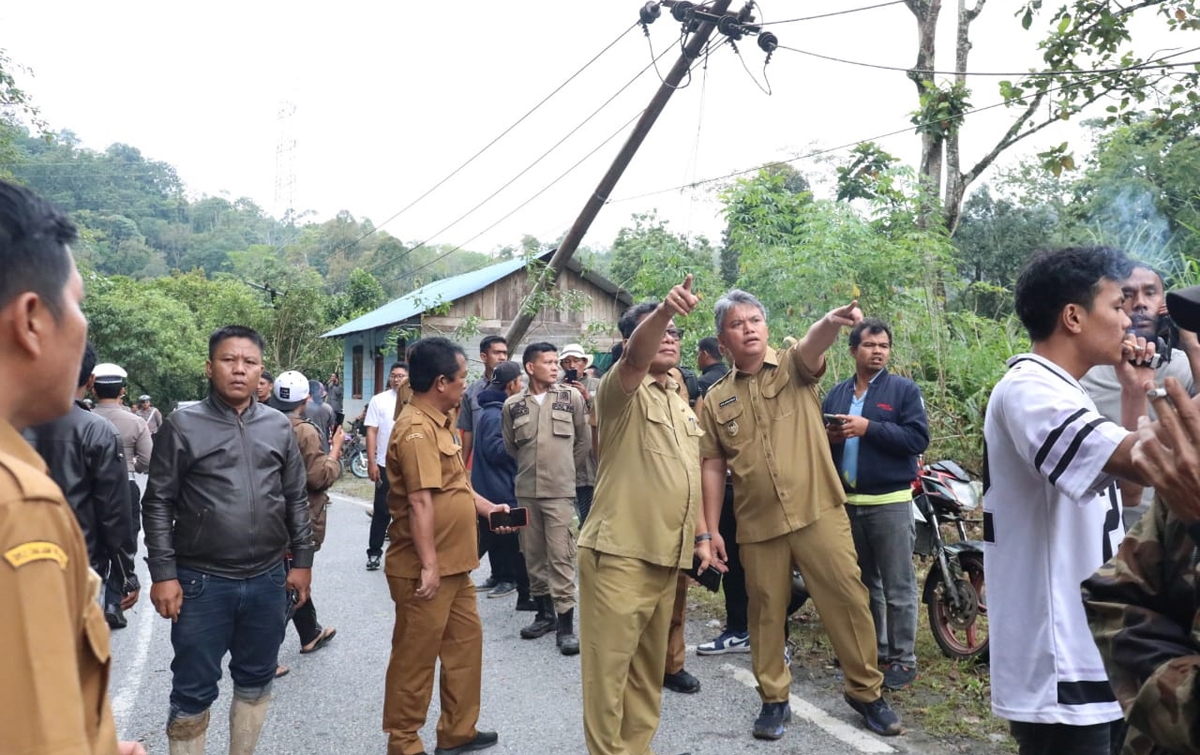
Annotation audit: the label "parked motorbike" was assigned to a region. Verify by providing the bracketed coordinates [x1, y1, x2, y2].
[913, 459, 987, 661]
[341, 432, 369, 479]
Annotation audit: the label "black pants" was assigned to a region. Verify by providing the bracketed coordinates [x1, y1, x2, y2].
[1009, 719, 1125, 755]
[105, 478, 143, 609]
[367, 476, 390, 557]
[285, 557, 322, 646]
[477, 516, 520, 582]
[575, 485, 594, 527]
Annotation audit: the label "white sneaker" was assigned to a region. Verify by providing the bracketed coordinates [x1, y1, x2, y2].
[696, 629, 751, 655]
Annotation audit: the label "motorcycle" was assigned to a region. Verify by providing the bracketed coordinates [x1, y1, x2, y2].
[913, 459, 987, 661]
[789, 459, 987, 662]
[341, 432, 370, 479]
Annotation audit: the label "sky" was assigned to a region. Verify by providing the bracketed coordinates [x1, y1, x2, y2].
[2, 1, 1189, 256]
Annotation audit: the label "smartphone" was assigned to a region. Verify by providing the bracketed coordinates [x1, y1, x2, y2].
[823, 413, 845, 427]
[564, 368, 579, 383]
[683, 555, 723, 593]
[489, 507, 529, 530]
[285, 588, 300, 620]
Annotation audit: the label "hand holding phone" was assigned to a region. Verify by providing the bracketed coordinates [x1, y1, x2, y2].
[564, 368, 579, 383]
[489, 507, 528, 530]
[823, 413, 845, 427]
[683, 555, 723, 592]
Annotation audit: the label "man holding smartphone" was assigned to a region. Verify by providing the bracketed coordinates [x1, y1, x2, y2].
[559, 343, 599, 525]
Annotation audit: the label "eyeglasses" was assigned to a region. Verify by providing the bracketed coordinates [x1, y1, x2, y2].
[664, 328, 683, 341]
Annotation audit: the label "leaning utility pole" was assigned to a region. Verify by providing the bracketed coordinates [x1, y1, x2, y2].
[505, 0, 769, 347]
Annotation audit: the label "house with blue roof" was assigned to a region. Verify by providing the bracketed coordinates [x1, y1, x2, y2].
[323, 251, 632, 418]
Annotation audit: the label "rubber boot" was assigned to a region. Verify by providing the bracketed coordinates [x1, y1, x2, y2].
[167, 709, 209, 755]
[229, 694, 271, 755]
[556, 607, 579, 656]
[520, 595, 556, 639]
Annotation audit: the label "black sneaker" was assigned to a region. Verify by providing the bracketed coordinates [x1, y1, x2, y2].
[752, 701, 791, 740]
[663, 669, 701, 694]
[883, 663, 917, 690]
[433, 730, 498, 754]
[476, 575, 499, 590]
[844, 694, 902, 736]
[105, 605, 127, 629]
[365, 554, 381, 571]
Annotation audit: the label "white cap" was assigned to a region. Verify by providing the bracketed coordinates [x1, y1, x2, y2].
[92, 363, 128, 385]
[273, 370, 310, 404]
[558, 343, 593, 369]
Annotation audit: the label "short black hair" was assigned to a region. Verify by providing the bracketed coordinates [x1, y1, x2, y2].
[77, 342, 97, 389]
[0, 180, 78, 319]
[389, 361, 406, 374]
[698, 336, 722, 360]
[849, 318, 892, 349]
[479, 335, 507, 354]
[409, 337, 465, 392]
[618, 302, 658, 339]
[522, 342, 558, 369]
[1015, 246, 1133, 342]
[261, 370, 274, 384]
[208, 325, 266, 360]
[94, 381, 123, 399]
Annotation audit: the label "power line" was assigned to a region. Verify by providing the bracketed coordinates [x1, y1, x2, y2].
[760, 0, 908, 25]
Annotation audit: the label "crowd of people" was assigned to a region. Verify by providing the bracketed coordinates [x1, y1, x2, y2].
[5, 179, 1200, 755]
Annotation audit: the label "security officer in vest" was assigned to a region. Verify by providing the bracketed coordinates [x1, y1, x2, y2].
[502, 342, 589, 655]
[0, 178, 146, 754]
[92, 361, 151, 629]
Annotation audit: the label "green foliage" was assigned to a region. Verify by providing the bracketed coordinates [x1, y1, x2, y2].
[911, 81, 972, 139]
[834, 143, 902, 204]
[721, 165, 812, 285]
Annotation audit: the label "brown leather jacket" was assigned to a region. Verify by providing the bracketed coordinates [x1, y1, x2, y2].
[290, 414, 341, 550]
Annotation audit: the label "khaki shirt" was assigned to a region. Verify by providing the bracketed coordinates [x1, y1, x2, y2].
[290, 415, 342, 550]
[136, 405, 162, 434]
[502, 386, 588, 500]
[578, 375, 601, 487]
[697, 345, 845, 544]
[93, 402, 152, 473]
[391, 377, 459, 430]
[578, 370, 702, 569]
[0, 419, 118, 755]
[385, 397, 479, 578]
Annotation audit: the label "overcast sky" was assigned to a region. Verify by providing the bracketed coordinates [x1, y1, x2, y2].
[2, 2, 1185, 254]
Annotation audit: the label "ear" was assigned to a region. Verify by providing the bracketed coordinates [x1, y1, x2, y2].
[6, 292, 50, 358]
[204, 359, 214, 380]
[1061, 303, 1086, 335]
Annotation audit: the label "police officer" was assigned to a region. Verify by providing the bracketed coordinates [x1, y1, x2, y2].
[383, 336, 511, 755]
[502, 342, 589, 655]
[578, 276, 718, 755]
[0, 179, 145, 754]
[92, 361, 151, 628]
[136, 394, 163, 434]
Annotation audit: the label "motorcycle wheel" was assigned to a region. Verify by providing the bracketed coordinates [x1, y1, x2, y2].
[350, 449, 370, 479]
[927, 552, 988, 662]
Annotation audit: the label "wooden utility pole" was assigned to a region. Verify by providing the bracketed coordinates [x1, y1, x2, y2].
[504, 0, 734, 347]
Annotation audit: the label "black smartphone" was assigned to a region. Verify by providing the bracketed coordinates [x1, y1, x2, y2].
[489, 507, 529, 530]
[564, 368, 579, 383]
[823, 413, 845, 427]
[285, 588, 300, 620]
[683, 555, 723, 593]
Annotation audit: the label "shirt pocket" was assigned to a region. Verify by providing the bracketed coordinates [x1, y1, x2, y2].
[643, 401, 675, 456]
[551, 410, 575, 438]
[82, 600, 112, 720]
[762, 373, 799, 420]
[711, 397, 749, 451]
[512, 413, 535, 443]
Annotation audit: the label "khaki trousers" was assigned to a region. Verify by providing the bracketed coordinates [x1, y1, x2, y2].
[519, 496, 577, 613]
[665, 574, 688, 675]
[579, 547, 677, 755]
[740, 505, 883, 703]
[383, 573, 482, 755]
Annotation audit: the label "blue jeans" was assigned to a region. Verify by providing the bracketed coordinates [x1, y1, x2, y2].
[846, 500, 918, 666]
[169, 563, 288, 718]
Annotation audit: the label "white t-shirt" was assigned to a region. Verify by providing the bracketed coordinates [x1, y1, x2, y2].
[364, 389, 399, 466]
[983, 353, 1128, 726]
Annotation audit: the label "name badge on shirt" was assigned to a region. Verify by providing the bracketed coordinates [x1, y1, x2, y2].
[719, 396, 737, 408]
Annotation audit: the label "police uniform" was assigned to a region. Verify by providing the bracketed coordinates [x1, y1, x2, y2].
[577, 368, 702, 755]
[502, 385, 588, 614]
[383, 397, 484, 755]
[697, 343, 883, 705]
[0, 418, 119, 755]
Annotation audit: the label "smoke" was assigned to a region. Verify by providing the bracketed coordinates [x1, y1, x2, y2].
[1088, 183, 1174, 273]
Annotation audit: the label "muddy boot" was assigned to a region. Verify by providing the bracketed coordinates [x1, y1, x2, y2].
[229, 694, 271, 755]
[167, 709, 209, 755]
[556, 607, 579, 656]
[520, 595, 556, 639]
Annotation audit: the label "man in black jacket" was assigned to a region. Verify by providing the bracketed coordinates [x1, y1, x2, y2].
[822, 318, 929, 691]
[143, 325, 313, 755]
[25, 341, 135, 611]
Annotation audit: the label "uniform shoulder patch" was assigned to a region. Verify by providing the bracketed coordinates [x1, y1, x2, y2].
[509, 402, 530, 418]
[404, 432, 425, 442]
[4, 541, 68, 569]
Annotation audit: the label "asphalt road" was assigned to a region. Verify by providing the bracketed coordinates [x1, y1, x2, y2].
[108, 491, 984, 754]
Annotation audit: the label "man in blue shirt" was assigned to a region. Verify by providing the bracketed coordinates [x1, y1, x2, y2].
[823, 318, 929, 690]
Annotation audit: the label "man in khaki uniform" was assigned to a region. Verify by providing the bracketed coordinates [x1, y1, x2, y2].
[0, 179, 144, 755]
[383, 336, 511, 755]
[502, 342, 588, 655]
[578, 276, 719, 755]
[559, 343, 598, 524]
[697, 289, 901, 740]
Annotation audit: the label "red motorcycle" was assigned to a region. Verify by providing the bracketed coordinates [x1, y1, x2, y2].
[912, 459, 988, 661]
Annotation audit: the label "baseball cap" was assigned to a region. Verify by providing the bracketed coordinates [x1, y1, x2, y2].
[1167, 286, 1200, 333]
[490, 361, 523, 386]
[92, 363, 128, 385]
[273, 370, 310, 411]
[558, 343, 593, 369]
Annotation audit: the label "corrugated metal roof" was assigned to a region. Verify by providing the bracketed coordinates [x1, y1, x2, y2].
[322, 255, 530, 338]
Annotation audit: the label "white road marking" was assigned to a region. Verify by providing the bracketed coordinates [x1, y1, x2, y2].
[723, 663, 896, 754]
[112, 601, 157, 737]
[329, 491, 373, 510]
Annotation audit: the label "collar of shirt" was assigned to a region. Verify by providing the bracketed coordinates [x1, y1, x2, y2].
[0, 417, 47, 471]
[735, 346, 781, 377]
[409, 396, 451, 429]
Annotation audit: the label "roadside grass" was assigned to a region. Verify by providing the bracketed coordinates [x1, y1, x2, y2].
[332, 475, 376, 502]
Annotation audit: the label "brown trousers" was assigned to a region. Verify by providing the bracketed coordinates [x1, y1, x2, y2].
[579, 548, 678, 755]
[519, 496, 577, 613]
[383, 573, 482, 755]
[740, 505, 883, 703]
[665, 574, 688, 675]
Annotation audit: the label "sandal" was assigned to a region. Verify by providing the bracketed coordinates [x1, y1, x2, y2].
[300, 627, 337, 654]
[275, 665, 290, 678]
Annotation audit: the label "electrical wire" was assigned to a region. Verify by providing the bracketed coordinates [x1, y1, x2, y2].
[760, 0, 908, 25]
